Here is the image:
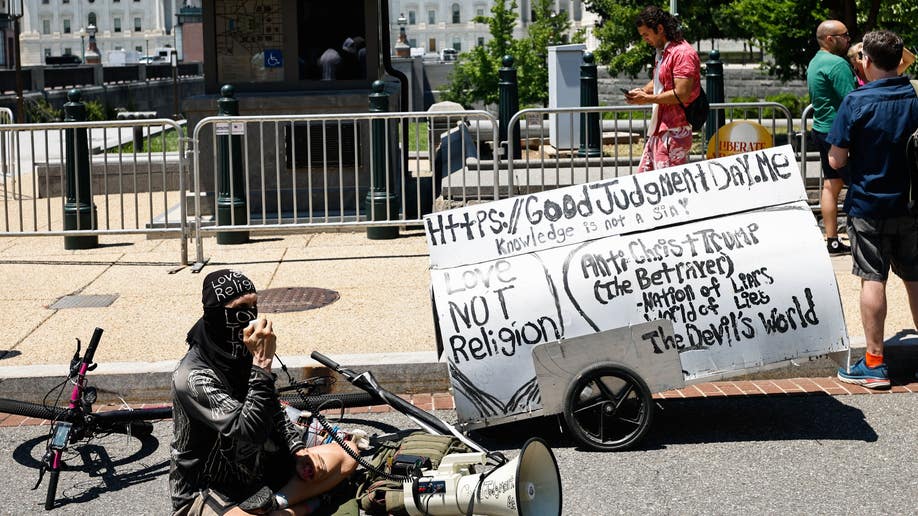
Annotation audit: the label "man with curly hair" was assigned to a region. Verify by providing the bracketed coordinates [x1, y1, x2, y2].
[624, 5, 701, 173]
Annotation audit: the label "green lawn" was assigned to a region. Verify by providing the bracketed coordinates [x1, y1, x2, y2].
[111, 127, 183, 153]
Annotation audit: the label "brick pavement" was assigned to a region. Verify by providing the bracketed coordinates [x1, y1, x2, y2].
[2, 376, 915, 428]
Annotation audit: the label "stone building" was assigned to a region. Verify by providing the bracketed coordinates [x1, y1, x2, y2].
[387, 0, 598, 56]
[16, 0, 187, 65]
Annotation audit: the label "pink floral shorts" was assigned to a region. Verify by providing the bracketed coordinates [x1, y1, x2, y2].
[637, 126, 693, 173]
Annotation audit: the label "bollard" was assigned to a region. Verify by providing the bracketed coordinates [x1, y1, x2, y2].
[578, 52, 602, 157]
[365, 80, 399, 240]
[498, 55, 521, 161]
[705, 49, 726, 143]
[62, 89, 98, 249]
[215, 84, 249, 244]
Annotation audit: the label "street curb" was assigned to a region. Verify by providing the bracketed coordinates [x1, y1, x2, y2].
[1, 337, 915, 406]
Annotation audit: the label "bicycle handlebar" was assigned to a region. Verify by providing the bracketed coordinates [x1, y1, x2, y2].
[310, 351, 340, 371]
[83, 327, 104, 365]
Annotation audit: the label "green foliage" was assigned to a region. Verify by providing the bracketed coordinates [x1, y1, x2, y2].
[113, 127, 181, 153]
[719, 0, 827, 80]
[443, 0, 574, 108]
[585, 0, 651, 79]
[763, 92, 809, 118]
[25, 97, 61, 123]
[83, 99, 108, 121]
[443, 0, 516, 107]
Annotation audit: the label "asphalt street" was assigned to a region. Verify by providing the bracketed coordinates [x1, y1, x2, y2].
[0, 393, 915, 515]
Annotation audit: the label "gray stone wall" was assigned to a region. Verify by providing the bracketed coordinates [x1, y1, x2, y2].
[597, 66, 808, 105]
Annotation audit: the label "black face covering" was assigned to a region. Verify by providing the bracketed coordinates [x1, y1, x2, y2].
[187, 269, 259, 398]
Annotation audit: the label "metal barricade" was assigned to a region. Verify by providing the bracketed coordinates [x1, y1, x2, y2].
[505, 101, 797, 195]
[0, 118, 189, 263]
[190, 110, 498, 268]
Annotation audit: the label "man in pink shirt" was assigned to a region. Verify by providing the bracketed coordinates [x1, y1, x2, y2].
[625, 5, 701, 173]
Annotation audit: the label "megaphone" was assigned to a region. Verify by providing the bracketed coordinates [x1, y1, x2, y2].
[403, 437, 562, 516]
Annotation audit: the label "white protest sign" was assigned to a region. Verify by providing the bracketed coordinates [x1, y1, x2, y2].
[426, 147, 848, 428]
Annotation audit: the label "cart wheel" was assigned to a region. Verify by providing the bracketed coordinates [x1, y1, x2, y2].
[561, 363, 654, 451]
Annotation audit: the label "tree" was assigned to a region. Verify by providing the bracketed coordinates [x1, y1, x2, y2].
[443, 0, 518, 108]
[443, 0, 577, 108]
[515, 0, 578, 106]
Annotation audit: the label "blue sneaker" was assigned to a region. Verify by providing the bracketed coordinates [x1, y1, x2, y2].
[837, 357, 890, 389]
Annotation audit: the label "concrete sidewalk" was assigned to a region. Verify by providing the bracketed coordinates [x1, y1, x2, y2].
[0, 229, 917, 404]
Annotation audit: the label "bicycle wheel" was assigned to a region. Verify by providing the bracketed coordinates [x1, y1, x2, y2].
[561, 363, 654, 452]
[0, 398, 68, 421]
[279, 391, 381, 411]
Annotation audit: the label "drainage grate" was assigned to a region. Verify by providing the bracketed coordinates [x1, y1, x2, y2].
[49, 294, 120, 309]
[258, 287, 339, 313]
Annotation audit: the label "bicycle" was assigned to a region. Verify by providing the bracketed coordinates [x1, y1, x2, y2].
[0, 327, 380, 510]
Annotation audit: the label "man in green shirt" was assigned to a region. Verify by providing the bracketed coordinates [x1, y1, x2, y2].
[807, 19, 855, 255]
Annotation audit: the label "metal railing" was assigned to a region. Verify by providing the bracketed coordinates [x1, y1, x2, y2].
[0, 118, 189, 263]
[190, 110, 498, 266]
[504, 101, 798, 194]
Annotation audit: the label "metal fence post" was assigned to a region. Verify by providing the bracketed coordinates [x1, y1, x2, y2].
[498, 55, 521, 161]
[216, 84, 249, 244]
[365, 80, 399, 240]
[705, 49, 726, 143]
[62, 88, 98, 249]
[578, 51, 602, 157]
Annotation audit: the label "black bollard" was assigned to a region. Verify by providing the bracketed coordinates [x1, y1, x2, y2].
[365, 80, 399, 240]
[215, 84, 249, 244]
[498, 55, 521, 161]
[578, 52, 602, 157]
[705, 49, 726, 143]
[63, 89, 98, 249]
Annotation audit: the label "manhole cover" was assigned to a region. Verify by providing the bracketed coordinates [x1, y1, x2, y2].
[49, 294, 120, 309]
[258, 287, 339, 313]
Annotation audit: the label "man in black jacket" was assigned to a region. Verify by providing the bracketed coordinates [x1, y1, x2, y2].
[170, 269, 357, 515]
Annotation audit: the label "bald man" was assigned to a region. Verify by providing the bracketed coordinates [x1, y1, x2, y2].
[807, 20, 856, 255]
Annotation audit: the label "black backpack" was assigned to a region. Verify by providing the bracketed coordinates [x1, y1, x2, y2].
[672, 68, 709, 131]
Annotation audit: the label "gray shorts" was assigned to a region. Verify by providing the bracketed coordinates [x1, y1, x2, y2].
[848, 215, 918, 281]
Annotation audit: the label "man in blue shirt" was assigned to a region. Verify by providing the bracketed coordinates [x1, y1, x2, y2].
[828, 30, 918, 388]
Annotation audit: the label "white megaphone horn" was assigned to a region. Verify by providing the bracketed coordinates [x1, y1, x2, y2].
[403, 437, 562, 516]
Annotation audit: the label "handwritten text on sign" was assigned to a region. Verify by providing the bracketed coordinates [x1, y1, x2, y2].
[425, 146, 805, 269]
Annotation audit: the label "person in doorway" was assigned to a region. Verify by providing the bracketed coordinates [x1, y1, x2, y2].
[170, 269, 358, 515]
[827, 30, 918, 388]
[807, 19, 856, 255]
[624, 5, 701, 173]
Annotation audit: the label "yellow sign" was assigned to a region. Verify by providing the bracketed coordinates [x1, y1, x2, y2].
[706, 121, 774, 159]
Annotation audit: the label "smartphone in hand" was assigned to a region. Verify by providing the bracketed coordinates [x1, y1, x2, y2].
[620, 87, 631, 95]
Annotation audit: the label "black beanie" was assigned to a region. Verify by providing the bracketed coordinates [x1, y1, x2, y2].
[201, 269, 257, 308]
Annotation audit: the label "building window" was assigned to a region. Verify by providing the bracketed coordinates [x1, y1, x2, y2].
[63, 19, 71, 34]
[477, 37, 484, 47]
[476, 8, 484, 18]
[452, 40, 461, 51]
[63, 47, 72, 55]
[452, 4, 460, 23]
[428, 10, 435, 24]
[44, 48, 51, 57]
[135, 46, 143, 53]
[62, 0, 69, 3]
[42, 19, 50, 35]
[114, 17, 121, 33]
[88, 13, 97, 26]
[134, 17, 141, 32]
[409, 38, 417, 48]
[42, 0, 49, 4]
[408, 10, 416, 24]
